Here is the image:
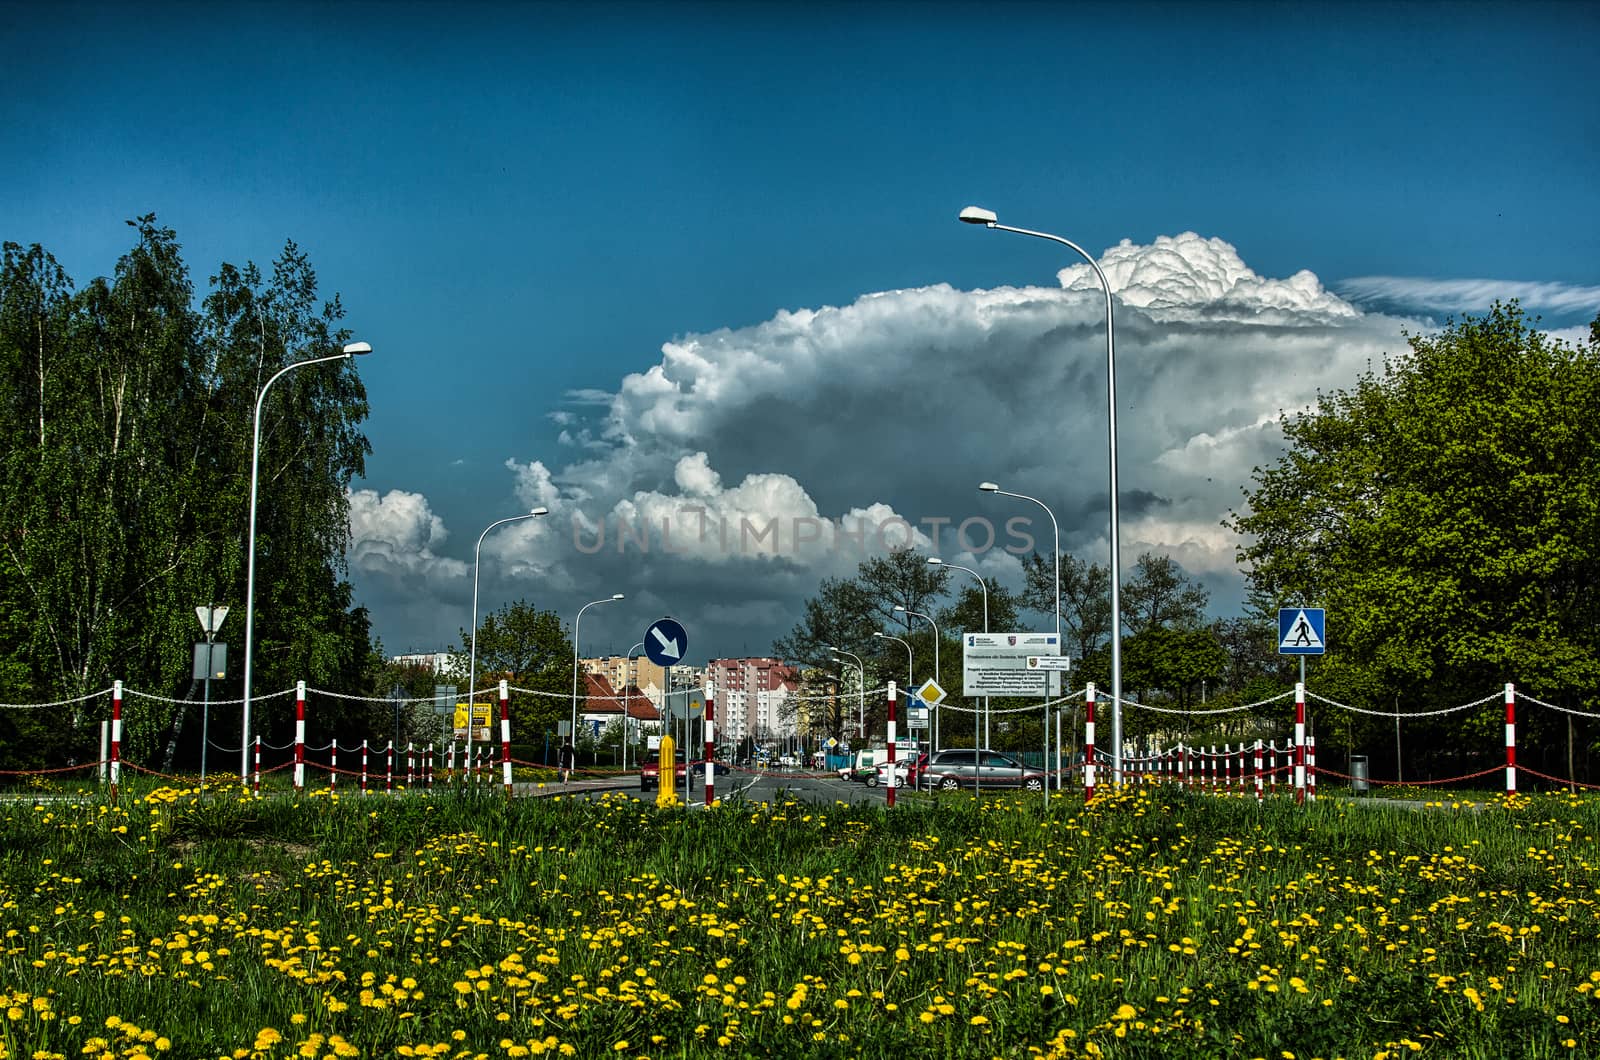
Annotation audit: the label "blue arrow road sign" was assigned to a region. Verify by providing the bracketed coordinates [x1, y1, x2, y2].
[1277, 608, 1326, 655]
[644, 617, 688, 667]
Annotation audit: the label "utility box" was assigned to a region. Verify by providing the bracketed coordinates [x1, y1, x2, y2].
[1350, 755, 1370, 792]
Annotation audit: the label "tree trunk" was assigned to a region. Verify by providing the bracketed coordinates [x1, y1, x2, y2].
[160, 681, 199, 773]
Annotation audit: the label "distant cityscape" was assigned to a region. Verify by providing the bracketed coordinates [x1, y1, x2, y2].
[389, 651, 803, 744]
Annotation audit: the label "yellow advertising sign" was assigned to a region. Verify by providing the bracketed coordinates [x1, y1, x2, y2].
[454, 703, 493, 729]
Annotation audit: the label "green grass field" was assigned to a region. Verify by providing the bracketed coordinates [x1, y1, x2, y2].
[1, 781, 1596, 1059]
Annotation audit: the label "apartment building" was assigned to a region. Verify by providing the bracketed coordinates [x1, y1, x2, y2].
[582, 654, 668, 705]
[705, 657, 799, 744]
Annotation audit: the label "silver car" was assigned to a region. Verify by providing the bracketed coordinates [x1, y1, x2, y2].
[921, 749, 1045, 792]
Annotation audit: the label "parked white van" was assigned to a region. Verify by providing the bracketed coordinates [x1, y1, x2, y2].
[838, 748, 887, 781]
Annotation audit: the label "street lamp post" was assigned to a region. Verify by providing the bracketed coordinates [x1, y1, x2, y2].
[961, 205, 1123, 784]
[830, 647, 866, 741]
[980, 482, 1065, 790]
[872, 631, 913, 688]
[929, 557, 990, 746]
[625, 640, 645, 771]
[978, 484, 1060, 644]
[240, 340, 373, 780]
[466, 508, 548, 772]
[570, 594, 625, 752]
[874, 631, 916, 755]
[894, 605, 940, 750]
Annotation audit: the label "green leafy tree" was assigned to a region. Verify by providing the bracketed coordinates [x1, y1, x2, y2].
[777, 549, 950, 737]
[0, 220, 217, 760]
[1229, 304, 1600, 764]
[1122, 553, 1210, 634]
[0, 219, 377, 770]
[772, 575, 876, 671]
[1021, 551, 1111, 666]
[855, 547, 949, 632]
[202, 241, 373, 745]
[448, 600, 576, 748]
[936, 578, 1020, 637]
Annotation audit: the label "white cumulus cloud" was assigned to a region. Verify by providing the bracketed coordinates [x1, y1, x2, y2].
[1338, 276, 1600, 317]
[352, 232, 1432, 658]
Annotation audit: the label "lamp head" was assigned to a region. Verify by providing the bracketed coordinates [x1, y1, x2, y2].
[872, 632, 884, 639]
[530, 507, 549, 517]
[927, 557, 943, 566]
[342, 341, 373, 356]
[893, 605, 907, 614]
[959, 206, 998, 226]
[611, 593, 625, 601]
[978, 481, 999, 492]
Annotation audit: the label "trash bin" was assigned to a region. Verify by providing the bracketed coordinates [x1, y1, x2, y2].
[1350, 755, 1370, 793]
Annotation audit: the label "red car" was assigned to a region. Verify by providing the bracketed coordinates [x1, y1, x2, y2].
[867, 752, 929, 788]
[639, 755, 688, 791]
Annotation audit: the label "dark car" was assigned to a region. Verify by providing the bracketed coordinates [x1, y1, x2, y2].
[688, 760, 731, 778]
[921, 749, 1046, 792]
[639, 755, 688, 791]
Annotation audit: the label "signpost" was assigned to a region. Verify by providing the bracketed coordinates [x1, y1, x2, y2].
[1278, 607, 1326, 805]
[194, 605, 229, 790]
[914, 679, 947, 753]
[643, 619, 691, 803]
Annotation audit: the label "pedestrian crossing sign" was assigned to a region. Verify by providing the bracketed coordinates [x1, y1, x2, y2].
[1277, 608, 1326, 655]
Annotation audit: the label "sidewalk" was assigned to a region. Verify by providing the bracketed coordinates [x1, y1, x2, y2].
[516, 773, 638, 799]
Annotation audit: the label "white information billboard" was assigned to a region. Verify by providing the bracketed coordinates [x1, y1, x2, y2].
[963, 632, 1062, 696]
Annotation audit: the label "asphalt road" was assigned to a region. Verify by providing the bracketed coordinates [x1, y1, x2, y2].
[554, 769, 911, 807]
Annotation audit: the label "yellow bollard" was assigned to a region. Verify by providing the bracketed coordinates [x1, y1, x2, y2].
[656, 734, 681, 808]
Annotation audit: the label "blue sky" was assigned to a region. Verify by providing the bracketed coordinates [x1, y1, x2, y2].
[6, 2, 1598, 665]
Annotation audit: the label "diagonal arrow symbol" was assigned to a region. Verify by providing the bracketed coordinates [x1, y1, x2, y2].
[651, 626, 682, 660]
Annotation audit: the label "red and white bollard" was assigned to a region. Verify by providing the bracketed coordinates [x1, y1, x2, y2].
[499, 680, 513, 800]
[1497, 685, 1510, 794]
[110, 682, 122, 807]
[386, 741, 394, 794]
[406, 742, 415, 787]
[886, 682, 898, 809]
[426, 743, 435, 789]
[1084, 682, 1096, 802]
[1294, 682, 1307, 805]
[360, 739, 369, 795]
[1307, 734, 1317, 802]
[704, 681, 716, 807]
[330, 742, 338, 793]
[253, 735, 262, 796]
[1253, 739, 1264, 802]
[293, 681, 306, 793]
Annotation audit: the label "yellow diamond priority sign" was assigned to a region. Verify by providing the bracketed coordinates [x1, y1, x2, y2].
[916, 679, 947, 706]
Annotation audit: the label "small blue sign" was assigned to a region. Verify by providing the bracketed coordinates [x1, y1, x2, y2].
[644, 617, 688, 667]
[1277, 608, 1327, 656]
